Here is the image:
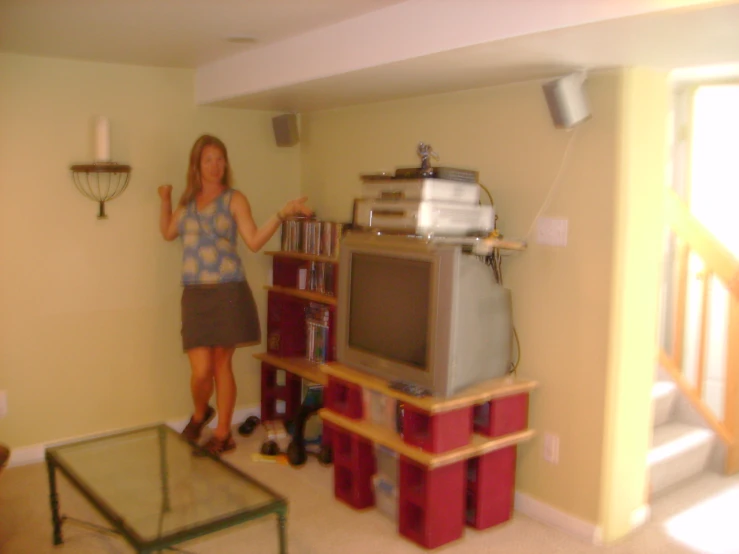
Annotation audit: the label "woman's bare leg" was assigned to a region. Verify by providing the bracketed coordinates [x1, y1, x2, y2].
[187, 346, 215, 421]
[212, 346, 236, 438]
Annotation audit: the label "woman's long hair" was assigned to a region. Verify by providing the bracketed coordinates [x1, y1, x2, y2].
[178, 134, 233, 207]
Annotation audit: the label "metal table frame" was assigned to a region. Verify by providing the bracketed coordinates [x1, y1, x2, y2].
[45, 424, 288, 553]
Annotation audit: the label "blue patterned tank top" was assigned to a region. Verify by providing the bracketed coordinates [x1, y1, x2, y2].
[178, 189, 246, 285]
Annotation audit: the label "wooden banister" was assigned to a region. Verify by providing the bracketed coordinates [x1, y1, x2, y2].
[725, 296, 739, 474]
[672, 241, 689, 368]
[659, 350, 734, 444]
[695, 270, 711, 398]
[663, 188, 739, 474]
[665, 188, 739, 300]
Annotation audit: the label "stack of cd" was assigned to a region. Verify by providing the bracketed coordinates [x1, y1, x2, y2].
[280, 218, 344, 258]
[298, 261, 336, 296]
[305, 302, 330, 363]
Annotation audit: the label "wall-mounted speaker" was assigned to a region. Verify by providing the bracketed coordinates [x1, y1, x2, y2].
[542, 72, 591, 129]
[272, 113, 299, 147]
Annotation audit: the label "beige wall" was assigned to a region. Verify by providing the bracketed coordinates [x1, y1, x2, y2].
[299, 69, 664, 537]
[0, 53, 301, 447]
[599, 68, 668, 541]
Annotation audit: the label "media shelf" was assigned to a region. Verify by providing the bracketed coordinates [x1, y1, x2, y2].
[319, 409, 534, 469]
[252, 247, 338, 425]
[320, 362, 538, 550]
[252, 238, 537, 549]
[321, 362, 537, 414]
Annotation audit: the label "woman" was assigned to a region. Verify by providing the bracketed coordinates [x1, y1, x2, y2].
[158, 134, 311, 455]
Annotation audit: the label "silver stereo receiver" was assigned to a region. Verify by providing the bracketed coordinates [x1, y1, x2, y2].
[360, 178, 480, 204]
[353, 199, 494, 236]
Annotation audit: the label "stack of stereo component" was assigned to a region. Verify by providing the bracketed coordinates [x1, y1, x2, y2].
[353, 168, 494, 236]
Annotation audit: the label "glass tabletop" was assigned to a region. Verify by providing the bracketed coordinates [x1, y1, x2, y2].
[47, 424, 284, 544]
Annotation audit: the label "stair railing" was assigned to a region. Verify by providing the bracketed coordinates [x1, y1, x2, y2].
[660, 188, 739, 474]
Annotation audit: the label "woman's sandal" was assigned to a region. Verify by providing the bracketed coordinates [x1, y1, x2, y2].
[200, 433, 236, 456]
[181, 405, 216, 443]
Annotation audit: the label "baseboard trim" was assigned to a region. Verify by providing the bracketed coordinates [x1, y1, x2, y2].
[514, 491, 603, 544]
[7, 404, 261, 468]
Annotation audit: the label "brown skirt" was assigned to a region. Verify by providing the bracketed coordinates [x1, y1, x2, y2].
[181, 281, 261, 351]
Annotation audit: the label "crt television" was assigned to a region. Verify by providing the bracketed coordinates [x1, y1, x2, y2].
[336, 232, 513, 398]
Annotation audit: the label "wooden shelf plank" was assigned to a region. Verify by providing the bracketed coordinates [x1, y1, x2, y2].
[665, 188, 739, 298]
[320, 409, 534, 468]
[321, 362, 538, 413]
[424, 235, 527, 253]
[264, 251, 338, 263]
[486, 238, 526, 251]
[264, 286, 338, 306]
[253, 353, 328, 385]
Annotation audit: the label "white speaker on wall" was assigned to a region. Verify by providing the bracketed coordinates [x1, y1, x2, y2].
[542, 72, 591, 129]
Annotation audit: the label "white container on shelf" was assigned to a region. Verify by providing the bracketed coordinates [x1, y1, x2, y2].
[362, 389, 398, 433]
[373, 475, 398, 522]
[375, 444, 399, 485]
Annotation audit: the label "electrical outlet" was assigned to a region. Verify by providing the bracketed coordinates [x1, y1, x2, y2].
[543, 433, 559, 464]
[536, 216, 568, 247]
[0, 390, 7, 418]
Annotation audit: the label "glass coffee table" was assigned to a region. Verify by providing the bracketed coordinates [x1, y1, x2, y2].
[45, 424, 288, 553]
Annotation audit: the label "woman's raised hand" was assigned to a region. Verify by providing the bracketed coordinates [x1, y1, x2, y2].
[279, 196, 313, 219]
[158, 184, 173, 201]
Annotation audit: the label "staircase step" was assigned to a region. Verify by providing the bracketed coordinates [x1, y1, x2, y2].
[652, 380, 678, 427]
[648, 422, 714, 497]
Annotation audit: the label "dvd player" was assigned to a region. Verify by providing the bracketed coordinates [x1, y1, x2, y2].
[353, 199, 494, 236]
[360, 177, 480, 204]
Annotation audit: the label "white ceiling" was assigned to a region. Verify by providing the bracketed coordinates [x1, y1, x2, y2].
[1, 0, 738, 112]
[213, 2, 739, 111]
[0, 0, 407, 67]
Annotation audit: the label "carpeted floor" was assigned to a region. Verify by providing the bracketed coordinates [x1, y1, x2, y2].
[1, 427, 737, 554]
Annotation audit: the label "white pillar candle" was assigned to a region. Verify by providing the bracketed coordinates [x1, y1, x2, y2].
[94, 116, 110, 162]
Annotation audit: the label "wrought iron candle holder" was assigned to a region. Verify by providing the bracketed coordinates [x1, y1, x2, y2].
[71, 116, 131, 219]
[70, 162, 131, 219]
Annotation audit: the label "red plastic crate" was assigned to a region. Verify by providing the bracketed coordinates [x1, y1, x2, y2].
[260, 363, 303, 421]
[266, 292, 307, 357]
[325, 376, 364, 420]
[466, 446, 517, 529]
[272, 256, 306, 289]
[398, 457, 466, 549]
[402, 405, 473, 453]
[329, 423, 376, 509]
[473, 393, 529, 438]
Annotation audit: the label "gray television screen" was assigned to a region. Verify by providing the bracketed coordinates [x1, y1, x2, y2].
[348, 253, 430, 369]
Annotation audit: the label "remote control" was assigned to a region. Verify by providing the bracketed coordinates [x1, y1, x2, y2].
[389, 380, 432, 397]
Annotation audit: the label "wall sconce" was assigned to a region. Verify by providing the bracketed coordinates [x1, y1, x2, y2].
[70, 116, 131, 219]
